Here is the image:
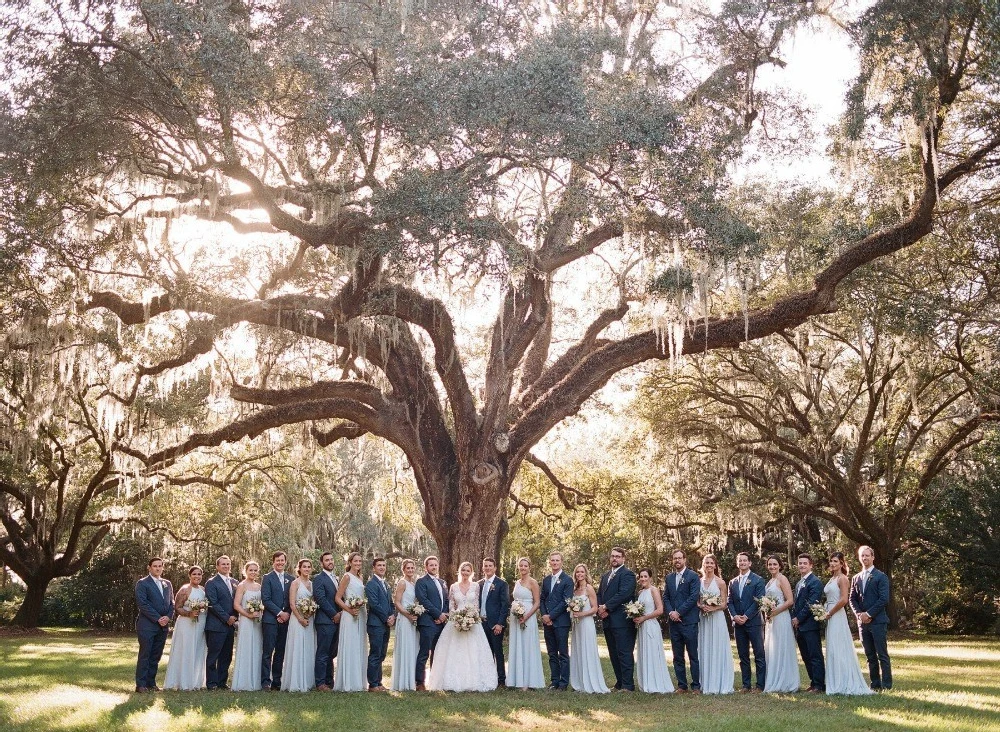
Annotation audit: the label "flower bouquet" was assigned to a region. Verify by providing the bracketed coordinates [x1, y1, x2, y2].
[245, 598, 264, 620]
[756, 595, 778, 619]
[566, 595, 587, 625]
[510, 600, 527, 630]
[184, 597, 209, 621]
[405, 602, 425, 623]
[699, 591, 721, 615]
[296, 596, 318, 619]
[345, 594, 368, 611]
[809, 602, 828, 623]
[624, 600, 646, 620]
[450, 606, 482, 631]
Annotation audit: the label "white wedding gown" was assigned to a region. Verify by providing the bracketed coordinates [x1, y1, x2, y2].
[824, 578, 874, 696]
[426, 582, 498, 692]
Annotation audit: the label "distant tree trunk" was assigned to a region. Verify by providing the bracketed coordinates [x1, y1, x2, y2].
[12, 574, 52, 629]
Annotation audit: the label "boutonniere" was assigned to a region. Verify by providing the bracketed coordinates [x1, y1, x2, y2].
[679, 577, 686, 585]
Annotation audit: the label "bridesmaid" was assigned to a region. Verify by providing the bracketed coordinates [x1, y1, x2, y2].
[164, 566, 208, 690]
[390, 558, 419, 691]
[506, 557, 545, 690]
[697, 554, 734, 694]
[633, 568, 674, 693]
[281, 559, 317, 692]
[231, 561, 263, 691]
[823, 552, 874, 696]
[334, 552, 369, 692]
[762, 555, 799, 693]
[568, 564, 609, 694]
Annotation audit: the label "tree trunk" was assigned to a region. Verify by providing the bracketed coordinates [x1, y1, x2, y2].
[430, 471, 512, 582]
[12, 575, 52, 629]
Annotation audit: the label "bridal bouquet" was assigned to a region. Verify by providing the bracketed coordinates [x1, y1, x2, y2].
[756, 595, 778, 619]
[184, 598, 209, 621]
[345, 595, 368, 610]
[624, 600, 646, 620]
[809, 602, 828, 623]
[699, 591, 721, 615]
[510, 600, 527, 630]
[450, 606, 482, 631]
[566, 595, 587, 624]
[405, 602, 425, 623]
[245, 598, 264, 620]
[296, 597, 318, 619]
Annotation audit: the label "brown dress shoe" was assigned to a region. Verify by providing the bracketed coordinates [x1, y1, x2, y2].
[316, 684, 331, 691]
[690, 689, 703, 695]
[134, 687, 148, 694]
[675, 688, 688, 694]
[415, 683, 426, 691]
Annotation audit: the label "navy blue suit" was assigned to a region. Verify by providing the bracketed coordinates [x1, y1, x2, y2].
[728, 572, 767, 690]
[313, 571, 340, 688]
[663, 567, 701, 690]
[366, 575, 395, 688]
[540, 571, 574, 688]
[792, 572, 826, 690]
[260, 569, 292, 689]
[479, 575, 510, 685]
[414, 573, 449, 685]
[598, 566, 637, 690]
[204, 573, 238, 689]
[849, 567, 892, 690]
[134, 575, 174, 689]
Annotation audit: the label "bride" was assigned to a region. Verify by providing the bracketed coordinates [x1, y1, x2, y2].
[427, 561, 499, 692]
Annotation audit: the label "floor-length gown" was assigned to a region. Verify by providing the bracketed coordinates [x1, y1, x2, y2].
[698, 580, 734, 694]
[231, 588, 263, 691]
[569, 594, 609, 694]
[334, 573, 369, 692]
[763, 579, 799, 693]
[390, 580, 418, 691]
[281, 583, 316, 692]
[427, 583, 498, 692]
[164, 586, 208, 690]
[635, 588, 674, 693]
[824, 578, 874, 696]
[506, 580, 545, 689]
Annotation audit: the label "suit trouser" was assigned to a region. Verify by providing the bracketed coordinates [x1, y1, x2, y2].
[415, 623, 443, 684]
[543, 623, 571, 688]
[860, 622, 892, 689]
[482, 622, 506, 684]
[315, 621, 338, 687]
[796, 628, 825, 690]
[603, 622, 636, 690]
[669, 621, 700, 690]
[367, 623, 390, 687]
[734, 622, 766, 689]
[135, 626, 168, 688]
[206, 627, 235, 689]
[262, 621, 288, 689]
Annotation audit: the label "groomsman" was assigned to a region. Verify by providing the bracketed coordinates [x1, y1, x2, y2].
[597, 547, 637, 691]
[791, 553, 826, 692]
[479, 558, 510, 686]
[849, 545, 893, 691]
[134, 557, 174, 693]
[366, 557, 396, 692]
[261, 550, 292, 690]
[414, 555, 449, 691]
[205, 555, 239, 690]
[313, 551, 341, 691]
[727, 552, 766, 692]
[663, 549, 701, 693]
[540, 550, 574, 690]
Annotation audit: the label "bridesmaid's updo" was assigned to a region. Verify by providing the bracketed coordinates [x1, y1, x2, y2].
[638, 568, 654, 582]
[517, 557, 531, 569]
[296, 558, 312, 576]
[243, 561, 259, 577]
[765, 555, 784, 571]
[188, 565, 203, 577]
[401, 558, 416, 573]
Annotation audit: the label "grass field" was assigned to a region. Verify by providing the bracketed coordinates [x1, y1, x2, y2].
[0, 629, 998, 731]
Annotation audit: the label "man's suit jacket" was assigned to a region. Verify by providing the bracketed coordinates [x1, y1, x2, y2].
[414, 574, 449, 628]
[313, 571, 340, 626]
[478, 576, 510, 629]
[366, 575, 395, 627]
[205, 573, 239, 632]
[261, 570, 292, 625]
[135, 575, 174, 633]
[849, 567, 890, 626]
[792, 572, 825, 631]
[727, 572, 766, 628]
[663, 568, 701, 625]
[597, 566, 637, 629]
[540, 572, 574, 629]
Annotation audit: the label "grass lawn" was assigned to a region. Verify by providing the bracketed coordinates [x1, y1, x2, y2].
[0, 629, 998, 731]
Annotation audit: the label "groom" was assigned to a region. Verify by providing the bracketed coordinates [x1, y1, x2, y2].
[791, 553, 826, 692]
[414, 555, 449, 691]
[479, 558, 510, 686]
[597, 546, 637, 691]
[134, 557, 174, 693]
[849, 545, 892, 691]
[540, 550, 573, 690]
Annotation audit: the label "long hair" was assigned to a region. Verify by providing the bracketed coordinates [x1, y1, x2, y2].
[573, 563, 594, 591]
[829, 551, 850, 576]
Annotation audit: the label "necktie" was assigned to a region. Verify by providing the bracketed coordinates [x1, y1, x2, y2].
[160, 580, 167, 600]
[862, 570, 870, 594]
[437, 578, 445, 608]
[796, 579, 804, 596]
[223, 577, 233, 596]
[481, 580, 491, 616]
[740, 574, 747, 595]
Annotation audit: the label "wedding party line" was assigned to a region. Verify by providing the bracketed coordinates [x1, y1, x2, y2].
[134, 544, 892, 697]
